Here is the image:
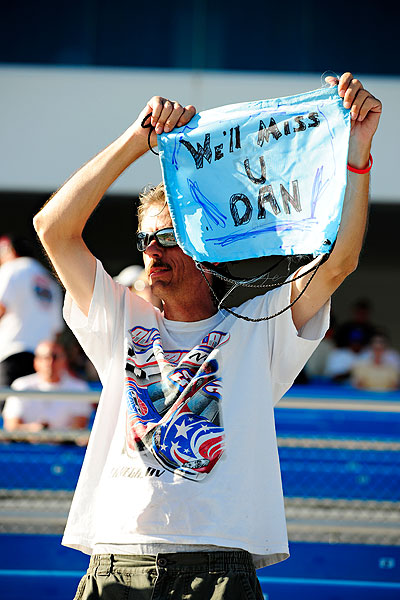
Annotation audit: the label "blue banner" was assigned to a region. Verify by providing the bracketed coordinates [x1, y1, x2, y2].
[158, 86, 351, 263]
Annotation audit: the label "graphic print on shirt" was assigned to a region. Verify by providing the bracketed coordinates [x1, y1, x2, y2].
[32, 275, 53, 306]
[124, 326, 230, 481]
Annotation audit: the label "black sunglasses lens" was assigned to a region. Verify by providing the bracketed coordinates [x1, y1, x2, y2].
[136, 232, 149, 252]
[157, 229, 176, 246]
[136, 228, 176, 251]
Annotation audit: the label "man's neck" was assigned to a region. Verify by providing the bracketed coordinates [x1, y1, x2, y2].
[162, 297, 217, 322]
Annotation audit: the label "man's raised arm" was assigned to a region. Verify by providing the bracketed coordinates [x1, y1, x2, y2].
[33, 98, 195, 317]
[290, 72, 382, 331]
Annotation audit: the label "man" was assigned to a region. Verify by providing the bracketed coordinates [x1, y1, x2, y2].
[3, 340, 93, 432]
[351, 333, 400, 392]
[33, 73, 381, 599]
[335, 298, 377, 348]
[0, 235, 63, 390]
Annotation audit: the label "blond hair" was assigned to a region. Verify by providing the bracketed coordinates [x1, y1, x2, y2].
[137, 182, 167, 231]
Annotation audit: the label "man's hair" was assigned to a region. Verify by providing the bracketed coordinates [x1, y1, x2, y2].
[136, 182, 227, 306]
[137, 183, 166, 231]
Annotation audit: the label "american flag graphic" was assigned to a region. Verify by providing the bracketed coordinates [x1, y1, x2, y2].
[124, 326, 229, 481]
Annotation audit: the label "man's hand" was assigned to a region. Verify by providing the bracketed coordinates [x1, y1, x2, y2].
[132, 96, 196, 149]
[291, 72, 382, 331]
[326, 72, 382, 168]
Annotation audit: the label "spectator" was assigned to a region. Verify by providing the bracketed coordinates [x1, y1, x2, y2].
[60, 330, 101, 387]
[114, 264, 163, 309]
[0, 235, 63, 392]
[335, 298, 377, 349]
[360, 331, 400, 371]
[324, 329, 364, 383]
[3, 340, 92, 431]
[351, 334, 400, 392]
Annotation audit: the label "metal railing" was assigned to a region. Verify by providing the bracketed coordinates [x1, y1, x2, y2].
[0, 386, 399, 545]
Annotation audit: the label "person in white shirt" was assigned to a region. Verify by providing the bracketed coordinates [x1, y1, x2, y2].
[3, 340, 92, 432]
[0, 235, 63, 390]
[32, 73, 381, 599]
[351, 333, 400, 392]
[324, 329, 364, 383]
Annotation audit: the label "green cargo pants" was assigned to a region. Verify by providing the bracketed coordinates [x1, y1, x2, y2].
[73, 551, 264, 599]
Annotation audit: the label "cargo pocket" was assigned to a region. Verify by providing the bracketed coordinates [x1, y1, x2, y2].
[238, 572, 264, 600]
[73, 574, 88, 600]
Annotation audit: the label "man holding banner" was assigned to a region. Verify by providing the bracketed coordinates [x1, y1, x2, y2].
[34, 73, 381, 599]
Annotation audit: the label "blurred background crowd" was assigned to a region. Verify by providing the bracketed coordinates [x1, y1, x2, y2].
[1, 230, 399, 437]
[1, 0, 399, 437]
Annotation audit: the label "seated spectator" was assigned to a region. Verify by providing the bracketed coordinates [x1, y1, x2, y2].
[360, 332, 400, 371]
[61, 331, 101, 388]
[324, 329, 364, 383]
[3, 340, 92, 431]
[351, 334, 400, 392]
[0, 235, 63, 395]
[114, 264, 163, 309]
[335, 298, 377, 349]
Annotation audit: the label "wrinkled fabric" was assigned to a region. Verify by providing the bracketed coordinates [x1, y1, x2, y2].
[158, 86, 350, 263]
[74, 551, 264, 600]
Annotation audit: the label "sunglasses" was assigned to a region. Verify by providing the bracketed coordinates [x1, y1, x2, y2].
[136, 227, 178, 252]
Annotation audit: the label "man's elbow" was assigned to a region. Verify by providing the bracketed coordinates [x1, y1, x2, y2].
[342, 255, 359, 277]
[33, 211, 48, 242]
[326, 255, 359, 286]
[33, 210, 62, 249]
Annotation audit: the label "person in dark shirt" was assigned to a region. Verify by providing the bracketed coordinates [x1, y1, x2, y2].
[335, 298, 377, 349]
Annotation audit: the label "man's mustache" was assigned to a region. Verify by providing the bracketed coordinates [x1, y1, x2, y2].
[148, 260, 171, 270]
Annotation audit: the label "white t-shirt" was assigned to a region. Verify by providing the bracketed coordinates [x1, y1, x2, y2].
[0, 257, 63, 362]
[324, 347, 360, 379]
[62, 260, 329, 568]
[3, 372, 92, 429]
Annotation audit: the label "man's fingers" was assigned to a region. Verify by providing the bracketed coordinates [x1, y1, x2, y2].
[176, 105, 196, 128]
[148, 96, 164, 128]
[337, 72, 354, 97]
[342, 78, 363, 110]
[154, 100, 175, 134]
[146, 97, 196, 134]
[164, 102, 185, 133]
[325, 75, 339, 87]
[354, 93, 382, 122]
[348, 89, 370, 121]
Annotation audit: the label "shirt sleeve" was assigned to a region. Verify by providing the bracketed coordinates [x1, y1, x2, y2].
[63, 260, 127, 382]
[244, 279, 330, 404]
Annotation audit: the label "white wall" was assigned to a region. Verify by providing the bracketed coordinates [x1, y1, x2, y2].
[0, 65, 398, 202]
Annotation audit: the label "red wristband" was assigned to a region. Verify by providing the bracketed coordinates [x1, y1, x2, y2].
[347, 153, 373, 174]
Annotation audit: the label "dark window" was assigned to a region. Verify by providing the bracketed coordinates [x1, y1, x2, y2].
[1, 0, 399, 75]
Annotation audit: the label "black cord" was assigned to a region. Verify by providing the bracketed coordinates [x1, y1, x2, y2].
[141, 113, 159, 156]
[200, 257, 285, 289]
[198, 254, 328, 322]
[197, 258, 324, 290]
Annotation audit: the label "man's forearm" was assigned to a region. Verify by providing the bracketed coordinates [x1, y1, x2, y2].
[34, 125, 148, 242]
[31, 96, 196, 316]
[330, 150, 371, 276]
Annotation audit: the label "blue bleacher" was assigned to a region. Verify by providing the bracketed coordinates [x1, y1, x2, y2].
[0, 443, 85, 491]
[1, 384, 399, 598]
[0, 535, 399, 600]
